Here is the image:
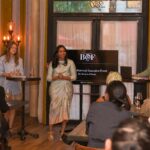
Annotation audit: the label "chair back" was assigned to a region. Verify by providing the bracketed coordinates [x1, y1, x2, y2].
[74, 143, 104, 150]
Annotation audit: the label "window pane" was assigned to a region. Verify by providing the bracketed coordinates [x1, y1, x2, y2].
[100, 21, 138, 101]
[54, 1, 92, 13]
[116, 0, 142, 13]
[57, 21, 92, 49]
[53, 0, 142, 13]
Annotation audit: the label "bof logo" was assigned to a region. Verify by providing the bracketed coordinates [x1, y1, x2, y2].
[80, 53, 96, 61]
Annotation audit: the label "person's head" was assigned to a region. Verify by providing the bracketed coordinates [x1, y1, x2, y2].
[52, 45, 68, 68]
[106, 81, 130, 110]
[106, 72, 122, 85]
[5, 41, 19, 65]
[105, 118, 150, 150]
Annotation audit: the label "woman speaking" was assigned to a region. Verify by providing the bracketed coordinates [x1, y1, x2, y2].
[47, 45, 76, 140]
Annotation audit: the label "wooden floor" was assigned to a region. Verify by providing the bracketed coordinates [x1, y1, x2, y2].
[8, 115, 75, 150]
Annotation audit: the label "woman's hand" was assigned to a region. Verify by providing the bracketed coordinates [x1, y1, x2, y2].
[14, 69, 21, 76]
[58, 73, 63, 79]
[59, 74, 71, 80]
[52, 75, 60, 80]
[2, 72, 11, 77]
[52, 73, 71, 81]
[96, 96, 105, 103]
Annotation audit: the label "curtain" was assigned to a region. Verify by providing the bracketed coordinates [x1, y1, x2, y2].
[25, 0, 47, 122]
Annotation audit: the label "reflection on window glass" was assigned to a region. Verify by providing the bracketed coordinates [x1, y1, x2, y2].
[53, 0, 142, 13]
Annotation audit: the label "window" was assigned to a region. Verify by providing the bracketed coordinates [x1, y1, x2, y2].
[53, 0, 142, 13]
[100, 21, 138, 100]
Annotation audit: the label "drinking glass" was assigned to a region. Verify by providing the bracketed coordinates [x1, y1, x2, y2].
[134, 100, 140, 110]
[5, 88, 12, 101]
[29, 67, 34, 76]
[137, 92, 143, 106]
[137, 92, 143, 100]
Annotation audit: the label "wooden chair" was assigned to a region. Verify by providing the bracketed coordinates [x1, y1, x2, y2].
[74, 143, 104, 150]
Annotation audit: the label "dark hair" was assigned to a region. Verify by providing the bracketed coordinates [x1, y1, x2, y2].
[5, 41, 19, 66]
[106, 81, 130, 110]
[52, 45, 68, 68]
[112, 118, 150, 150]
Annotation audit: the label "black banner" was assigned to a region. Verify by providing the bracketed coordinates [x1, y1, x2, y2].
[68, 50, 118, 83]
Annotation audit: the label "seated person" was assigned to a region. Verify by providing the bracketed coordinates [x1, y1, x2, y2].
[0, 86, 16, 136]
[0, 86, 9, 148]
[86, 81, 132, 148]
[0, 86, 9, 114]
[139, 98, 150, 117]
[97, 71, 131, 108]
[97, 71, 122, 103]
[105, 117, 150, 150]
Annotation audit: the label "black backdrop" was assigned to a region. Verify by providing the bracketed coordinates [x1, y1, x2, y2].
[68, 50, 118, 83]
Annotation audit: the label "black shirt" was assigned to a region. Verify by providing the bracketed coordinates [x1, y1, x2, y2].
[86, 101, 132, 148]
[0, 86, 9, 113]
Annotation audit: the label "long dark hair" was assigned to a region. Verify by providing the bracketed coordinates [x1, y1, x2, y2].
[52, 45, 68, 68]
[106, 81, 130, 110]
[5, 41, 19, 66]
[112, 118, 150, 150]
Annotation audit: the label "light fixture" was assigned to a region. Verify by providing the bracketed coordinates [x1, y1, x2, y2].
[2, 21, 21, 47]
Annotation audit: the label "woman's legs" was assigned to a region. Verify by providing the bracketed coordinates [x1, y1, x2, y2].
[8, 109, 16, 129]
[8, 94, 22, 131]
[48, 120, 68, 140]
[48, 124, 54, 141]
[60, 120, 68, 136]
[49, 124, 53, 132]
[4, 109, 15, 129]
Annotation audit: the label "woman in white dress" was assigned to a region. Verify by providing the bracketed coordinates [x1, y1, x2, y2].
[47, 45, 77, 140]
[0, 41, 24, 131]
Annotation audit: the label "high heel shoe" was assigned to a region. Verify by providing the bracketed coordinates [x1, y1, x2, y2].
[48, 131, 54, 141]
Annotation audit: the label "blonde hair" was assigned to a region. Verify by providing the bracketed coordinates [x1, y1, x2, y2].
[106, 71, 122, 84]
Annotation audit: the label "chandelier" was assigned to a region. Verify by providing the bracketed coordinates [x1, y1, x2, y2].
[2, 21, 21, 48]
[90, 0, 104, 8]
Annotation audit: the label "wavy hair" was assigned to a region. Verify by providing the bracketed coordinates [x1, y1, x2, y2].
[5, 41, 19, 66]
[52, 45, 68, 68]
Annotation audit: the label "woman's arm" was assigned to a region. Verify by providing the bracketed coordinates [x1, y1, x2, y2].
[17, 58, 24, 75]
[58, 60, 77, 81]
[69, 60, 77, 81]
[47, 62, 60, 81]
